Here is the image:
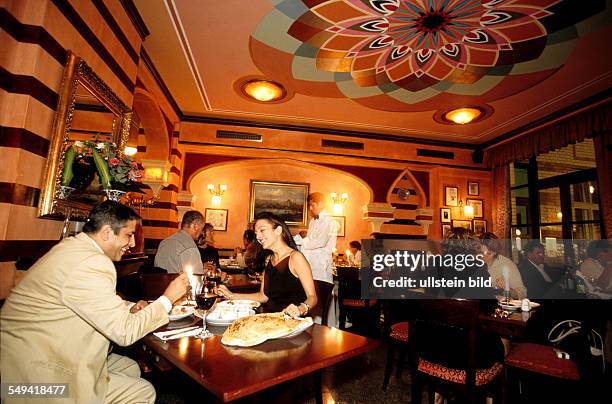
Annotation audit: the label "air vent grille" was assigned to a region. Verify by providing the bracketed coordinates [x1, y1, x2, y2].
[216, 130, 262, 142]
[321, 139, 364, 150]
[416, 148, 454, 159]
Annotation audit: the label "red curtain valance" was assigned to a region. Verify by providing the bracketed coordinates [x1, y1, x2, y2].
[488, 102, 612, 167]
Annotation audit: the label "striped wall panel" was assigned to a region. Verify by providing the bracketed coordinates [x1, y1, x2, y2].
[378, 173, 427, 238]
[0, 0, 144, 296]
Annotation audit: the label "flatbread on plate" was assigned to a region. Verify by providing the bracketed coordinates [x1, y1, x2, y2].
[221, 312, 313, 347]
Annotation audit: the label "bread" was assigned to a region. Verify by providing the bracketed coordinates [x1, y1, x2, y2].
[221, 312, 313, 347]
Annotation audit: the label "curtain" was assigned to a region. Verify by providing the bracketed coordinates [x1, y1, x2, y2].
[488, 103, 611, 167]
[594, 130, 612, 238]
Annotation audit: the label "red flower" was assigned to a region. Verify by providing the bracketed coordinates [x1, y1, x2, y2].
[109, 157, 120, 166]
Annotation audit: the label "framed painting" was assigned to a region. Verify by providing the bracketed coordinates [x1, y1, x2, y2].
[452, 220, 472, 231]
[466, 198, 484, 218]
[205, 208, 228, 231]
[249, 180, 309, 226]
[468, 181, 479, 196]
[444, 186, 459, 207]
[440, 207, 452, 223]
[473, 219, 487, 236]
[441, 224, 452, 237]
[329, 215, 345, 237]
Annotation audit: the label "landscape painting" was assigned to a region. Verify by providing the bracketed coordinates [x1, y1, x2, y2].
[249, 181, 309, 226]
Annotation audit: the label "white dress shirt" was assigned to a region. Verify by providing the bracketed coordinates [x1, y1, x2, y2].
[294, 210, 338, 283]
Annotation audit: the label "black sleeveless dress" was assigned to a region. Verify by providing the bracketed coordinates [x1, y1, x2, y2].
[263, 253, 307, 312]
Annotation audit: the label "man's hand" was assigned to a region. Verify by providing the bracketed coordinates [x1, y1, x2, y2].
[130, 300, 148, 313]
[163, 273, 189, 304]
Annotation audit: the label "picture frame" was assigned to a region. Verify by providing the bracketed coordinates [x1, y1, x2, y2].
[452, 220, 472, 231]
[441, 224, 451, 237]
[440, 207, 452, 223]
[249, 180, 309, 226]
[444, 186, 459, 207]
[466, 198, 484, 218]
[329, 215, 345, 237]
[468, 181, 479, 196]
[205, 208, 228, 231]
[473, 219, 487, 236]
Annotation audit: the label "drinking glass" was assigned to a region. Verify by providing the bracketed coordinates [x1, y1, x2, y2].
[196, 292, 218, 326]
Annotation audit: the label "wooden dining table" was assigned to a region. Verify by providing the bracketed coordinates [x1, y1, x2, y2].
[141, 323, 379, 402]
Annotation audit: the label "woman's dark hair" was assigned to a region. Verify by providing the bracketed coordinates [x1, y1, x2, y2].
[243, 229, 256, 244]
[349, 240, 361, 250]
[586, 239, 611, 259]
[254, 212, 298, 250]
[83, 201, 140, 235]
[480, 232, 502, 257]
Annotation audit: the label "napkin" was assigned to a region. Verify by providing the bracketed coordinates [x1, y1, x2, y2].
[153, 326, 201, 341]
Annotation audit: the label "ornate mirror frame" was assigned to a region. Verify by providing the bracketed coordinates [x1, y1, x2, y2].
[38, 51, 133, 220]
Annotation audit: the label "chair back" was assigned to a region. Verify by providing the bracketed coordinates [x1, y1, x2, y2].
[410, 299, 481, 386]
[139, 273, 179, 301]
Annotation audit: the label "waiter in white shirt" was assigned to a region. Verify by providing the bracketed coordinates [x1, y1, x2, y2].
[294, 192, 338, 325]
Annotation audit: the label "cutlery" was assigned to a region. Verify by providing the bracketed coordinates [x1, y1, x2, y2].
[161, 328, 203, 341]
[153, 326, 199, 340]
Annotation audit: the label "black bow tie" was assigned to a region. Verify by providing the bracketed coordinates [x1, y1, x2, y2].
[313, 215, 319, 220]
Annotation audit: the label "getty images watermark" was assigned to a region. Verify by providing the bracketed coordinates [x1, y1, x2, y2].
[357, 239, 611, 300]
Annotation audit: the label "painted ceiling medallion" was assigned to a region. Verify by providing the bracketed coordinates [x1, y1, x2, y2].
[250, 0, 607, 112]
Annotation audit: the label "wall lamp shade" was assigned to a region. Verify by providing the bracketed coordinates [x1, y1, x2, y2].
[241, 80, 286, 102]
[208, 184, 227, 208]
[459, 199, 474, 219]
[331, 192, 348, 215]
[123, 146, 137, 156]
[141, 159, 170, 198]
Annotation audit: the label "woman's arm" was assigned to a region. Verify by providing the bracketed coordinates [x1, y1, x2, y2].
[284, 251, 318, 317]
[216, 272, 269, 303]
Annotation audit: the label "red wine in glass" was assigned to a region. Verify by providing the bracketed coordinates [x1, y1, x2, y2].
[196, 293, 217, 311]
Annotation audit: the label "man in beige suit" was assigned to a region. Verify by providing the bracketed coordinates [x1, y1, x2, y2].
[0, 201, 188, 403]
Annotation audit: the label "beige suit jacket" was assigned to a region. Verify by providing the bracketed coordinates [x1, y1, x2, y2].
[0, 233, 169, 403]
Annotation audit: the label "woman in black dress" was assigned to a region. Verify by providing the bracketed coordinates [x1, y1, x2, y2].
[217, 212, 317, 317]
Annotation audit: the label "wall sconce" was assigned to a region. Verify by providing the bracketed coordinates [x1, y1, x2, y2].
[208, 184, 227, 208]
[330, 192, 348, 215]
[459, 199, 474, 219]
[141, 159, 170, 199]
[123, 146, 137, 156]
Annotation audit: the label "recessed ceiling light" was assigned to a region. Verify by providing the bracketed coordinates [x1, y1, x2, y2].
[241, 79, 286, 102]
[444, 107, 482, 124]
[434, 104, 493, 125]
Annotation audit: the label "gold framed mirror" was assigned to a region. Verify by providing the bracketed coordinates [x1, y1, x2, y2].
[38, 51, 133, 220]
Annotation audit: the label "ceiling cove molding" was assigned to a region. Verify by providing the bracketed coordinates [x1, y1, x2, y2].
[181, 115, 478, 150]
[177, 140, 489, 171]
[164, 0, 211, 111]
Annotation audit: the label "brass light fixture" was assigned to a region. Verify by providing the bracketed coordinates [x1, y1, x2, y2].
[241, 79, 286, 102]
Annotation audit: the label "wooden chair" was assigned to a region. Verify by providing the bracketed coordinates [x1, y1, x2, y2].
[138, 273, 178, 301]
[336, 267, 378, 335]
[409, 299, 503, 404]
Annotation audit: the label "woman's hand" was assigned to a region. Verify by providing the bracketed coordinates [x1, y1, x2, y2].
[283, 303, 302, 318]
[494, 277, 505, 289]
[216, 284, 233, 299]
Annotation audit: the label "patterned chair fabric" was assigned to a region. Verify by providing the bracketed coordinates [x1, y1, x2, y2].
[389, 321, 409, 342]
[417, 358, 503, 386]
[504, 343, 580, 380]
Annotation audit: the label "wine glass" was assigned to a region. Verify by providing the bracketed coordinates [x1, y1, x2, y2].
[196, 292, 217, 327]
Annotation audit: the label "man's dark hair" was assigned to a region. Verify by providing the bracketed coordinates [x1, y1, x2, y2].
[349, 240, 361, 250]
[524, 240, 544, 254]
[83, 201, 140, 235]
[181, 210, 204, 228]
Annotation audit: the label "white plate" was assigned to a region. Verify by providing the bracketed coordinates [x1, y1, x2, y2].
[169, 305, 195, 321]
[277, 317, 314, 338]
[498, 300, 541, 311]
[195, 308, 255, 326]
[217, 300, 261, 308]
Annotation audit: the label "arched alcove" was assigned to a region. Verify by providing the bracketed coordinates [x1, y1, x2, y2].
[133, 88, 169, 160]
[188, 158, 373, 250]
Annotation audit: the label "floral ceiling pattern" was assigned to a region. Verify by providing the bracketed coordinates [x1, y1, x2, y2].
[250, 0, 607, 112]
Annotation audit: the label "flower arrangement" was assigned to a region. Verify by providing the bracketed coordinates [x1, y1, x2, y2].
[61, 139, 144, 192]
